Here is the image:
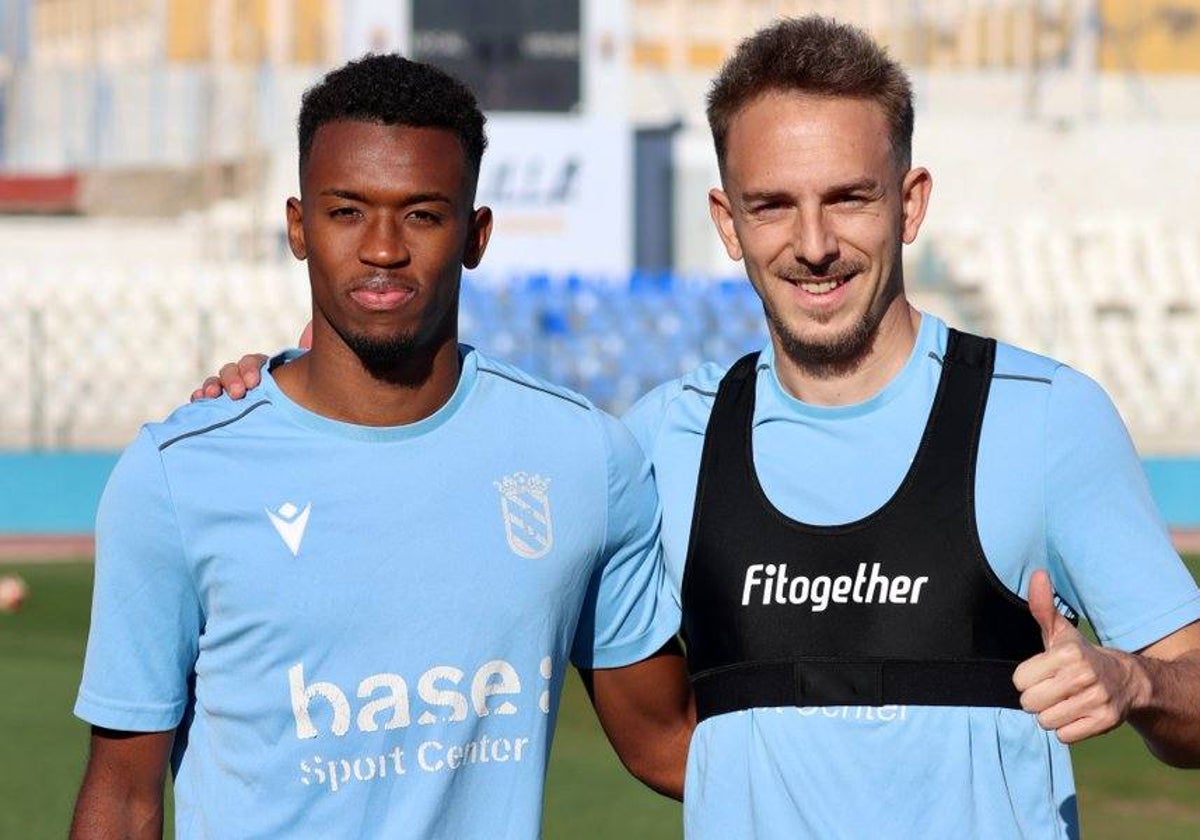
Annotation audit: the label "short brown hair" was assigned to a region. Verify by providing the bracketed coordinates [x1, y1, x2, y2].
[707, 15, 914, 173]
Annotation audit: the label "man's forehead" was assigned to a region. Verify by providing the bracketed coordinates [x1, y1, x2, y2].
[303, 120, 469, 188]
[723, 92, 895, 182]
[308, 119, 463, 157]
[728, 91, 889, 141]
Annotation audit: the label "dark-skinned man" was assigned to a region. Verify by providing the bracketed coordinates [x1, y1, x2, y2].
[71, 55, 691, 840]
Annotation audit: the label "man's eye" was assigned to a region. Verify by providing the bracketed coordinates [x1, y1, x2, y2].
[409, 210, 442, 224]
[330, 206, 361, 218]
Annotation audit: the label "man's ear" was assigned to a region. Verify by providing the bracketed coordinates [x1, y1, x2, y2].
[463, 206, 493, 269]
[286, 197, 306, 260]
[899, 167, 932, 245]
[709, 188, 743, 262]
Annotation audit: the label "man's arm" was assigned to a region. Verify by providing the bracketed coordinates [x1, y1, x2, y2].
[192, 355, 266, 401]
[70, 728, 174, 839]
[578, 639, 694, 800]
[74, 431, 201, 834]
[1014, 569, 1200, 766]
[190, 322, 311, 401]
[1129, 621, 1200, 767]
[569, 410, 692, 798]
[1014, 365, 1200, 765]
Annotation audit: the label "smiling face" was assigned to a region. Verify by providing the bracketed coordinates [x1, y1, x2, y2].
[286, 119, 491, 374]
[709, 91, 930, 376]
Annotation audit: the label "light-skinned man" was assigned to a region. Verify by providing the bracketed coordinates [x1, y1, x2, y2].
[625, 16, 1200, 838]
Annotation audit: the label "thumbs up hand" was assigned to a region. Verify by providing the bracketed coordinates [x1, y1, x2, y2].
[1012, 569, 1152, 744]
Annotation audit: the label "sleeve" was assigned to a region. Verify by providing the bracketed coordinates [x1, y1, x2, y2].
[621, 379, 676, 459]
[74, 427, 204, 731]
[570, 412, 682, 669]
[1044, 367, 1200, 651]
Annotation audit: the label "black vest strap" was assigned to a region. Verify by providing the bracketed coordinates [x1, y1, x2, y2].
[682, 330, 1047, 721]
[692, 659, 1025, 721]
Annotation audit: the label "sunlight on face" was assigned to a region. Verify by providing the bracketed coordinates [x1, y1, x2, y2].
[710, 92, 928, 377]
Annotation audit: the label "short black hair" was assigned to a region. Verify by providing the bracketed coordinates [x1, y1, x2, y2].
[708, 16, 914, 173]
[298, 54, 487, 180]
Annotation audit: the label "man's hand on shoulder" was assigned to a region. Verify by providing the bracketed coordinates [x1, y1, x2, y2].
[189, 319, 313, 402]
[1015, 569, 1200, 766]
[191, 354, 268, 402]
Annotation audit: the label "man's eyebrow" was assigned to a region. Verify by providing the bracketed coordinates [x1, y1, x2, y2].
[319, 188, 369, 201]
[318, 188, 455, 206]
[824, 178, 882, 196]
[399, 191, 455, 206]
[740, 190, 791, 205]
[739, 178, 884, 205]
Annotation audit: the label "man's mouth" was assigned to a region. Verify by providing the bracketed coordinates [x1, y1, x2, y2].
[350, 278, 416, 310]
[798, 276, 849, 294]
[791, 271, 856, 295]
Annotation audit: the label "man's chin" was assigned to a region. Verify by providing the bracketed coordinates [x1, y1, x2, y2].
[774, 318, 877, 375]
[343, 331, 419, 370]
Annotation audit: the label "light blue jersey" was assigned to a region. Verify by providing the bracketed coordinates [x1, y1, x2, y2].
[624, 313, 1200, 839]
[76, 347, 679, 839]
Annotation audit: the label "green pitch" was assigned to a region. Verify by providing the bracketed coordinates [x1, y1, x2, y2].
[1, 559, 1197, 839]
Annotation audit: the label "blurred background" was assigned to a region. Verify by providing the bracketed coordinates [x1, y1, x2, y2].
[0, 1, 1198, 837]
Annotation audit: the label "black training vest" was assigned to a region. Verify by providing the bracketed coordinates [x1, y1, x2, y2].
[682, 330, 1046, 722]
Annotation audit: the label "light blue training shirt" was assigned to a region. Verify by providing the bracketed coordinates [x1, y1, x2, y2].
[624, 312, 1200, 840]
[76, 346, 680, 839]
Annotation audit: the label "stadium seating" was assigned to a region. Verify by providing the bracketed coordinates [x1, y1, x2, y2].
[927, 219, 1200, 451]
[2, 219, 1197, 452]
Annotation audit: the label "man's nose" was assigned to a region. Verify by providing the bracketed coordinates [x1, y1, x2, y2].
[360, 214, 409, 267]
[791, 205, 839, 268]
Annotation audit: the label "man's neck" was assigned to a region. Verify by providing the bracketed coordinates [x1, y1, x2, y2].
[272, 334, 463, 427]
[773, 299, 921, 406]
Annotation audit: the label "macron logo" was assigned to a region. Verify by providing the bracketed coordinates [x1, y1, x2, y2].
[267, 502, 312, 556]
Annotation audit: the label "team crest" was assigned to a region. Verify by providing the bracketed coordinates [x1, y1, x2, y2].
[494, 472, 553, 559]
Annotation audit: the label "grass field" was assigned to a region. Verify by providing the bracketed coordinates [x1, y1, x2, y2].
[2, 559, 1198, 839]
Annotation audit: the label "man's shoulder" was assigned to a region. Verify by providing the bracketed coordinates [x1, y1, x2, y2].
[970, 332, 1125, 451]
[140, 389, 274, 454]
[471, 349, 597, 415]
[636, 361, 732, 413]
[986, 334, 1113, 410]
[989, 336, 1065, 384]
[930, 319, 1107, 402]
[622, 360, 734, 457]
[101, 393, 275, 513]
[470, 349, 648, 481]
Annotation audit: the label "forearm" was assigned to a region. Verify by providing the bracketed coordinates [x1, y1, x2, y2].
[70, 728, 172, 840]
[612, 700, 694, 800]
[582, 642, 696, 801]
[70, 768, 164, 839]
[648, 712, 693, 800]
[1127, 649, 1200, 768]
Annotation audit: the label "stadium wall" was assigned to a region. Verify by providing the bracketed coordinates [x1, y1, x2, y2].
[1, 454, 1197, 543]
